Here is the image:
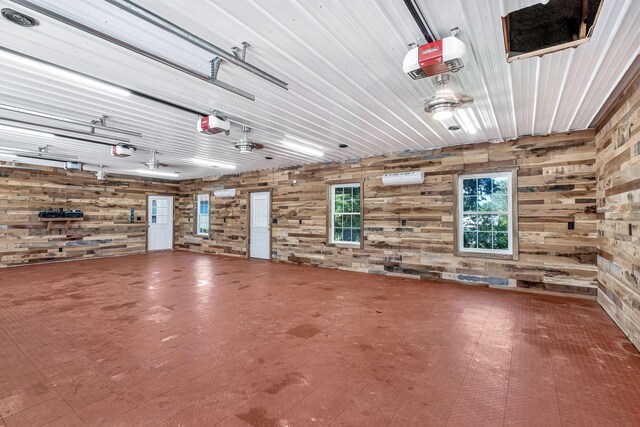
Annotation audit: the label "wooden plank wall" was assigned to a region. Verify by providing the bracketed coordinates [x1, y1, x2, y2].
[177, 130, 598, 296]
[0, 166, 179, 267]
[596, 74, 640, 349]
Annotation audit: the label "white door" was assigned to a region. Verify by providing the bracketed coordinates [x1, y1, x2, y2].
[148, 195, 173, 251]
[249, 192, 271, 260]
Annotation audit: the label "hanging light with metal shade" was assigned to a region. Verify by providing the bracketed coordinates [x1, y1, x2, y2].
[424, 74, 473, 121]
[233, 126, 264, 153]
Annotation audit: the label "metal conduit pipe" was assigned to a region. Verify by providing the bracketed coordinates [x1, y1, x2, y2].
[0, 104, 143, 137]
[11, 0, 256, 101]
[104, 0, 289, 90]
[0, 117, 131, 143]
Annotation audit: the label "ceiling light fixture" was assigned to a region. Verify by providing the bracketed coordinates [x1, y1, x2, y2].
[136, 169, 180, 178]
[0, 153, 19, 160]
[0, 105, 71, 123]
[282, 140, 324, 158]
[0, 124, 55, 138]
[0, 145, 32, 152]
[191, 158, 236, 170]
[0, 50, 130, 97]
[234, 141, 255, 153]
[1, 8, 38, 27]
[233, 126, 262, 153]
[425, 74, 473, 122]
[431, 106, 454, 121]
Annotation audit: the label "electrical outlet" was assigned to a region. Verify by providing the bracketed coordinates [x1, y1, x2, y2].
[568, 222, 575, 230]
[273, 218, 278, 224]
[630, 223, 633, 236]
[401, 219, 407, 226]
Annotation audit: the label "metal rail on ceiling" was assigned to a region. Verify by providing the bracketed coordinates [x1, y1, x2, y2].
[104, 0, 289, 90]
[11, 0, 256, 101]
[403, 0, 436, 43]
[0, 104, 143, 137]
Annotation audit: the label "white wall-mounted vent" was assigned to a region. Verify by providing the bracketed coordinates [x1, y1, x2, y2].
[213, 188, 237, 198]
[382, 171, 424, 186]
[64, 161, 84, 171]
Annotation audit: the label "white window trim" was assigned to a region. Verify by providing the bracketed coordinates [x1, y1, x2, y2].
[457, 171, 514, 256]
[330, 183, 361, 246]
[196, 193, 210, 237]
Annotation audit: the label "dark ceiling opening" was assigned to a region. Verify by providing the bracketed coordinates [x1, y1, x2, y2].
[503, 0, 603, 61]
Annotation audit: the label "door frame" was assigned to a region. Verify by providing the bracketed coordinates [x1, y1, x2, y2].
[146, 194, 175, 252]
[246, 189, 272, 260]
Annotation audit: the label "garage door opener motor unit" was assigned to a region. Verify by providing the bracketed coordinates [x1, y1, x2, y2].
[403, 35, 468, 79]
[197, 115, 231, 135]
[111, 144, 136, 157]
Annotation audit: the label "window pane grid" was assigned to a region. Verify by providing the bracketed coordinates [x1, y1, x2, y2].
[459, 174, 512, 253]
[331, 184, 361, 244]
[196, 194, 210, 236]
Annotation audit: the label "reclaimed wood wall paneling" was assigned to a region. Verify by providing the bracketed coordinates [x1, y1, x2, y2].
[595, 75, 640, 349]
[176, 130, 598, 296]
[0, 167, 179, 267]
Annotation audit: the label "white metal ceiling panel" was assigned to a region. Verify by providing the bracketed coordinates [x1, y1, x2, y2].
[0, 0, 637, 179]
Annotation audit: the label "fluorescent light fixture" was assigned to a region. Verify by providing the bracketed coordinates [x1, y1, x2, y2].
[0, 104, 74, 123]
[0, 124, 55, 138]
[0, 50, 130, 97]
[136, 169, 180, 178]
[0, 146, 32, 152]
[456, 109, 479, 135]
[282, 140, 324, 157]
[0, 153, 18, 160]
[191, 158, 236, 170]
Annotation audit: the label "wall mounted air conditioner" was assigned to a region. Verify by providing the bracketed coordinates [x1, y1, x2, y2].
[382, 171, 424, 186]
[213, 188, 236, 198]
[64, 161, 84, 171]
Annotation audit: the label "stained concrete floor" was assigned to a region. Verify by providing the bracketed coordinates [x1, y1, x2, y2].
[0, 251, 639, 426]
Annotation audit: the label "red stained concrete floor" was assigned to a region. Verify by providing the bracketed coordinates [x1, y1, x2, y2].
[0, 251, 639, 427]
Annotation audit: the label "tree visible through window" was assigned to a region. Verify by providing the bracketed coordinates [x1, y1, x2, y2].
[458, 172, 513, 255]
[196, 194, 209, 236]
[330, 183, 361, 245]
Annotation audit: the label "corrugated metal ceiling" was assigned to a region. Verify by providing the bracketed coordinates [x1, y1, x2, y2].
[0, 0, 638, 179]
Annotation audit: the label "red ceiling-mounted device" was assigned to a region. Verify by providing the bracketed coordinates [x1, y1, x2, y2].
[197, 115, 231, 135]
[403, 36, 468, 79]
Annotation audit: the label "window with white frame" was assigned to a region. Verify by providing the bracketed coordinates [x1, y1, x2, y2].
[195, 193, 210, 236]
[457, 171, 514, 255]
[330, 183, 362, 245]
